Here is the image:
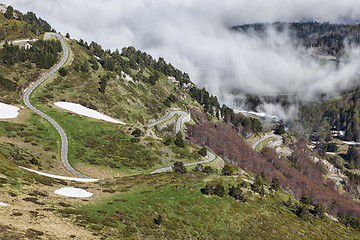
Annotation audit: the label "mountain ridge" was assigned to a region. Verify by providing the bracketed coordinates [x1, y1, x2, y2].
[1, 4, 360, 239]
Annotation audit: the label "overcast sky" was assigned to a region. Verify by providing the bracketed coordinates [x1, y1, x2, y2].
[4, 0, 360, 117]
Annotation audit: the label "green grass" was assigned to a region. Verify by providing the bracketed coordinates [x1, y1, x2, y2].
[0, 153, 57, 188]
[57, 173, 360, 239]
[0, 14, 36, 42]
[28, 39, 202, 126]
[27, 103, 163, 173]
[0, 113, 60, 169]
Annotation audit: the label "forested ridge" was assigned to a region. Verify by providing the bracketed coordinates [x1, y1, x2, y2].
[4, 3, 360, 238]
[0, 4, 52, 41]
[233, 21, 360, 55]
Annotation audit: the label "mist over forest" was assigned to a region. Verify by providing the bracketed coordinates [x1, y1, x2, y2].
[5, 0, 360, 119]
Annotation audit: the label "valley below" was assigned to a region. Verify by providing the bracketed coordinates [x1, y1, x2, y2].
[2, 3, 360, 239]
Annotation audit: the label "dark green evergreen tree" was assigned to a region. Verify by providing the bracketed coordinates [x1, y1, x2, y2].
[174, 132, 184, 148]
[172, 161, 186, 174]
[198, 147, 207, 157]
[221, 164, 234, 176]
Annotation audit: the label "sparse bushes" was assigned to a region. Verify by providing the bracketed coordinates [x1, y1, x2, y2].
[58, 67, 67, 77]
[314, 203, 325, 218]
[201, 183, 225, 197]
[131, 128, 142, 138]
[229, 185, 245, 202]
[154, 215, 162, 225]
[0, 75, 18, 91]
[198, 147, 207, 157]
[203, 166, 214, 174]
[164, 137, 172, 146]
[221, 164, 234, 176]
[30, 157, 39, 165]
[270, 178, 280, 191]
[275, 124, 286, 135]
[251, 174, 263, 193]
[163, 98, 171, 107]
[98, 75, 108, 93]
[201, 183, 246, 201]
[296, 204, 309, 220]
[300, 194, 310, 205]
[172, 161, 186, 174]
[194, 163, 203, 172]
[174, 132, 184, 148]
[214, 184, 226, 197]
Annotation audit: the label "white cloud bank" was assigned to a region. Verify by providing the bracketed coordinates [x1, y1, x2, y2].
[4, 0, 360, 118]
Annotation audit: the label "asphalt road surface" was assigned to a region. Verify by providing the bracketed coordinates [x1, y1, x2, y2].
[252, 134, 280, 150]
[148, 110, 189, 133]
[149, 110, 216, 174]
[151, 151, 216, 174]
[23, 33, 91, 179]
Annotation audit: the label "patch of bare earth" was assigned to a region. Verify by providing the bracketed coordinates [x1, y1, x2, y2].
[0, 179, 119, 240]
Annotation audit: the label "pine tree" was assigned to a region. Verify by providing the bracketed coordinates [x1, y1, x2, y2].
[4, 6, 14, 19]
[174, 132, 184, 148]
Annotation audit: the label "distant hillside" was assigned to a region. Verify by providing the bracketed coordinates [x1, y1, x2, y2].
[0, 4, 52, 42]
[3, 4, 360, 239]
[232, 21, 360, 55]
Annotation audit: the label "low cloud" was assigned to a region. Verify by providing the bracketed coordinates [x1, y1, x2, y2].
[5, 0, 360, 118]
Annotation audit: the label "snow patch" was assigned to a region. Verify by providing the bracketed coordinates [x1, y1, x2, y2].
[326, 152, 336, 155]
[235, 110, 279, 122]
[0, 102, 20, 119]
[54, 187, 93, 198]
[168, 76, 177, 83]
[54, 102, 125, 124]
[121, 71, 134, 82]
[0, 202, 9, 207]
[325, 213, 338, 222]
[20, 166, 99, 182]
[343, 141, 360, 145]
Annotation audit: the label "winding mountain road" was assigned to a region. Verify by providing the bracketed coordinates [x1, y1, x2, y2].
[23, 33, 91, 179]
[151, 151, 216, 174]
[148, 110, 190, 133]
[252, 134, 292, 157]
[148, 110, 216, 174]
[252, 134, 280, 150]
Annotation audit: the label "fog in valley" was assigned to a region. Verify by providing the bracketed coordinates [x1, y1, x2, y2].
[5, 0, 360, 119]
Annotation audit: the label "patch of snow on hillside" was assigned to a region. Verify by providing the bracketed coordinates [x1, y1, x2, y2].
[121, 71, 133, 82]
[168, 76, 177, 83]
[343, 141, 360, 145]
[0, 4, 6, 14]
[20, 166, 99, 182]
[0, 202, 9, 206]
[54, 102, 125, 124]
[54, 187, 93, 198]
[0, 102, 20, 119]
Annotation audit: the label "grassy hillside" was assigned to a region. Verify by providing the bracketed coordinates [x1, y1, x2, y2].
[3, 5, 360, 239]
[1, 153, 359, 239]
[56, 172, 360, 239]
[32, 37, 201, 125]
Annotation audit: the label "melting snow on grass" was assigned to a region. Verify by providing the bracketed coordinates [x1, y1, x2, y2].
[0, 202, 9, 206]
[54, 187, 93, 198]
[19, 167, 99, 183]
[0, 102, 20, 119]
[54, 102, 125, 124]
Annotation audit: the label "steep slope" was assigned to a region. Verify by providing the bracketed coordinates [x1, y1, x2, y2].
[2, 5, 360, 239]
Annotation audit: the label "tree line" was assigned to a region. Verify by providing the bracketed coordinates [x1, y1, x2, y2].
[0, 39, 61, 69]
[232, 21, 360, 55]
[1, 5, 53, 41]
[75, 39, 262, 130]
